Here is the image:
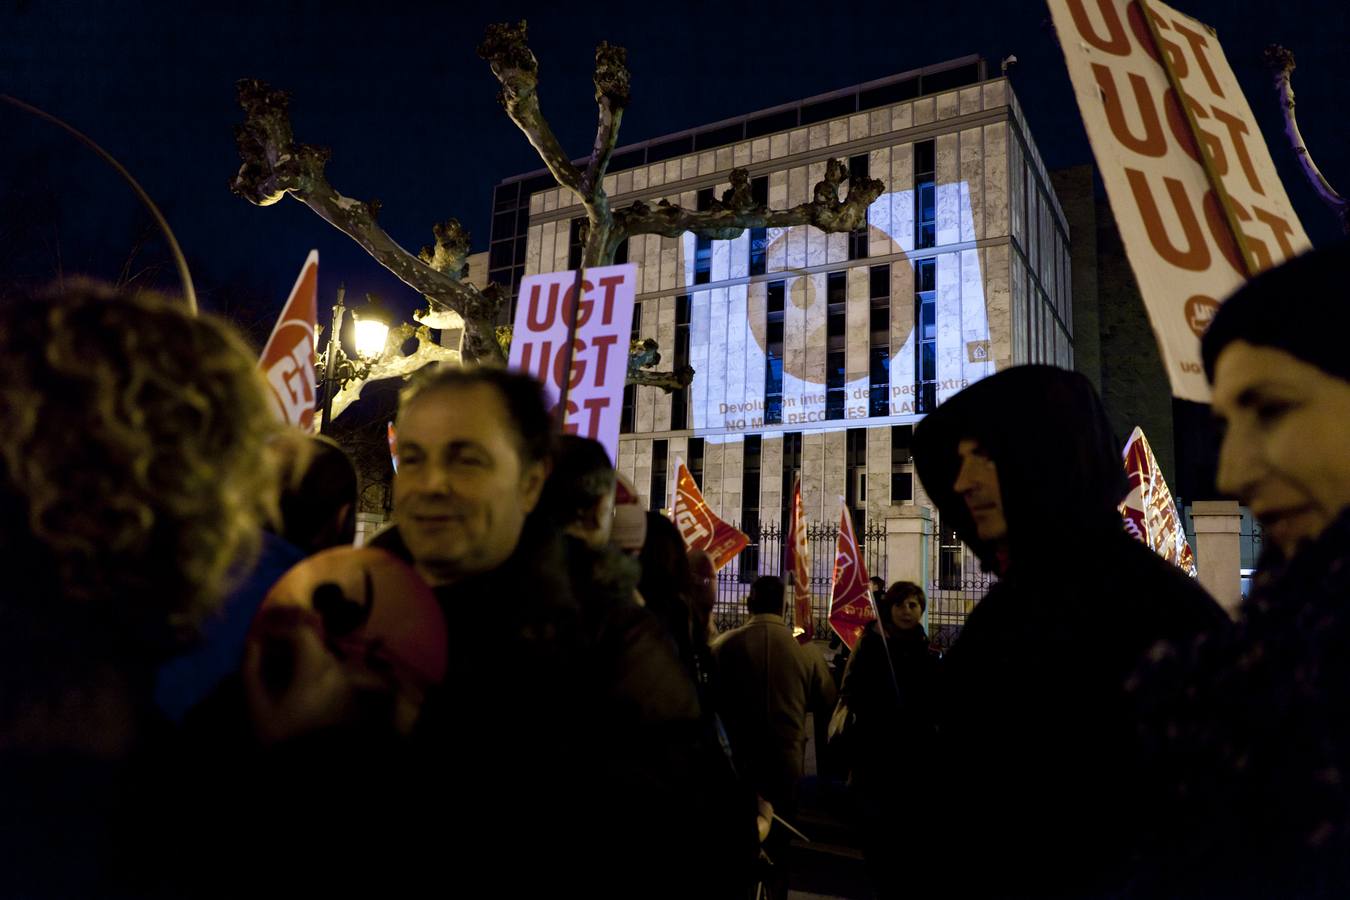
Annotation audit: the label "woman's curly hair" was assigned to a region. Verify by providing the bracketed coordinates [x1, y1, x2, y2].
[0, 280, 279, 666]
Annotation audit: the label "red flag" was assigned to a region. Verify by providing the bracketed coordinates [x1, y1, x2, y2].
[786, 474, 814, 643]
[258, 251, 320, 430]
[1120, 427, 1197, 576]
[828, 498, 874, 650]
[671, 458, 749, 571]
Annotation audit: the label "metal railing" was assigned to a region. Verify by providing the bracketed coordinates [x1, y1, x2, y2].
[711, 520, 887, 635]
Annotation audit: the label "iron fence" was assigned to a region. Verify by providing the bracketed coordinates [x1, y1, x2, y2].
[711, 520, 887, 636]
[927, 520, 997, 651]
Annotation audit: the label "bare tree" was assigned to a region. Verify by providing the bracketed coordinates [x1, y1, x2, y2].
[231, 20, 885, 392]
[1264, 45, 1350, 236]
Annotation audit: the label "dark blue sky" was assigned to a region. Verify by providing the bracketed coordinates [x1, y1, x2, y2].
[3, 0, 1346, 339]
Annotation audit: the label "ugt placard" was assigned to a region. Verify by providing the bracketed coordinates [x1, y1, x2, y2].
[1047, 0, 1311, 402]
[508, 264, 637, 462]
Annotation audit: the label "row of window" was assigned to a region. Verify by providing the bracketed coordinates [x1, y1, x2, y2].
[624, 248, 936, 434]
[642, 424, 916, 524]
[488, 140, 938, 321]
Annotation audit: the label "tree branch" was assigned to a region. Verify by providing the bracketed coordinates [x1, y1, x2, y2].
[615, 159, 885, 240]
[1263, 45, 1350, 235]
[230, 79, 506, 363]
[626, 338, 693, 391]
[478, 22, 583, 196]
[584, 40, 629, 195]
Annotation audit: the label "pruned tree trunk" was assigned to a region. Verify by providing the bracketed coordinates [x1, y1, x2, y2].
[233, 21, 887, 392]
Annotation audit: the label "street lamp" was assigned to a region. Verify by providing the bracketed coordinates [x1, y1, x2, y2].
[316, 284, 389, 433]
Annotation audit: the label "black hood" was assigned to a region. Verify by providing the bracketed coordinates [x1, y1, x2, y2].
[912, 365, 1128, 570]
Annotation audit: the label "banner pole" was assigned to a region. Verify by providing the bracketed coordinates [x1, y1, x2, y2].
[1136, 0, 1258, 277]
[556, 262, 587, 433]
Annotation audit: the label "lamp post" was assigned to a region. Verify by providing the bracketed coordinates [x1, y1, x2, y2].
[316, 284, 389, 434]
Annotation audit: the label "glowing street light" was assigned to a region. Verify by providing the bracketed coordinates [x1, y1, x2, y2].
[316, 284, 389, 434]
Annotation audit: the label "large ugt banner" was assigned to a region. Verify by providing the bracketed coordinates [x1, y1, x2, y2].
[508, 264, 637, 463]
[258, 250, 319, 430]
[829, 498, 875, 650]
[671, 458, 749, 571]
[1046, 0, 1311, 402]
[1120, 426, 1197, 576]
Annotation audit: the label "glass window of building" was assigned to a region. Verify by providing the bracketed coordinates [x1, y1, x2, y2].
[848, 154, 869, 261]
[741, 435, 762, 579]
[671, 295, 691, 431]
[869, 264, 890, 417]
[695, 188, 714, 285]
[567, 217, 585, 270]
[749, 176, 769, 276]
[621, 302, 641, 433]
[915, 140, 936, 250]
[826, 272, 846, 420]
[891, 424, 914, 502]
[765, 280, 785, 425]
[650, 439, 668, 512]
[915, 259, 937, 412]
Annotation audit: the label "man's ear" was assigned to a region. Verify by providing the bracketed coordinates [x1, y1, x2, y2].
[519, 458, 549, 514]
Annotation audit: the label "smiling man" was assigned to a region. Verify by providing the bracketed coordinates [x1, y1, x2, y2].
[911, 365, 1226, 899]
[388, 368, 550, 588]
[372, 366, 750, 897]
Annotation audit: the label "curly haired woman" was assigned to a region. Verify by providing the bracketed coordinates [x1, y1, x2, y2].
[0, 280, 277, 896]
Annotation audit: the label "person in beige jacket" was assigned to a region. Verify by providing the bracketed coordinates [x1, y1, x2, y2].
[712, 575, 837, 815]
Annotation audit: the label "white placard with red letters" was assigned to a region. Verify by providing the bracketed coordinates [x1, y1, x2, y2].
[508, 264, 637, 462]
[1047, 0, 1311, 401]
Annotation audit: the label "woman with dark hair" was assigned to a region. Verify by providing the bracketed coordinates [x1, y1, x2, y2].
[835, 581, 940, 899]
[1133, 240, 1350, 897]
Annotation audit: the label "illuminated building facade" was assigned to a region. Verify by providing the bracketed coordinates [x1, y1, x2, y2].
[489, 56, 1071, 580]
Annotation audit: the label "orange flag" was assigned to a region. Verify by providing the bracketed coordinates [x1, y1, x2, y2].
[258, 251, 320, 431]
[671, 457, 749, 571]
[1120, 427, 1198, 576]
[785, 474, 814, 642]
[828, 497, 874, 650]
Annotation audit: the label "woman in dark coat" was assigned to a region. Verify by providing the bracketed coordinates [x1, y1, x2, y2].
[1132, 240, 1350, 898]
[837, 581, 940, 899]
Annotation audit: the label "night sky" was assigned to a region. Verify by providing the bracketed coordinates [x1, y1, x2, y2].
[3, 0, 1346, 344]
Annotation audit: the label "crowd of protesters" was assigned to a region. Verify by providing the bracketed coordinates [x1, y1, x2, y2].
[2, 240, 1349, 898]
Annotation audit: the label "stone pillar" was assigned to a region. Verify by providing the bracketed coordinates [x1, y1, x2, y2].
[885, 504, 932, 594]
[1191, 500, 1242, 618]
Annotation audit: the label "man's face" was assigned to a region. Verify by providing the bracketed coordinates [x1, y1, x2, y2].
[953, 438, 1008, 543]
[1213, 341, 1350, 558]
[890, 595, 924, 631]
[393, 384, 547, 586]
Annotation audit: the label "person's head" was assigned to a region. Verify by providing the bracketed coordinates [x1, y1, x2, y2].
[879, 581, 926, 633]
[541, 435, 616, 550]
[746, 576, 786, 617]
[1204, 241, 1350, 558]
[953, 438, 1008, 545]
[687, 549, 717, 635]
[637, 513, 697, 649]
[273, 432, 358, 554]
[869, 576, 885, 596]
[0, 281, 277, 736]
[610, 473, 647, 556]
[913, 366, 1126, 571]
[392, 366, 552, 586]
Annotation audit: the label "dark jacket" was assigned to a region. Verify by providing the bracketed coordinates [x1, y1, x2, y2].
[912, 366, 1229, 899]
[838, 622, 939, 790]
[1132, 508, 1350, 898]
[372, 519, 752, 897]
[712, 613, 837, 811]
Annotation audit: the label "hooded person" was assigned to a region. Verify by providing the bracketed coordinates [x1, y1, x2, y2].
[1128, 240, 1350, 898]
[911, 364, 1227, 899]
